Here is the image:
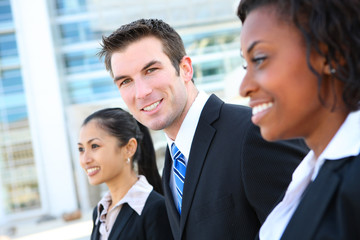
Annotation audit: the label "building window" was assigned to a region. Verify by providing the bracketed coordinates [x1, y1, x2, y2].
[59, 21, 99, 44]
[0, 33, 20, 67]
[63, 49, 103, 74]
[0, 0, 12, 23]
[67, 76, 118, 104]
[0, 69, 41, 214]
[55, 0, 87, 15]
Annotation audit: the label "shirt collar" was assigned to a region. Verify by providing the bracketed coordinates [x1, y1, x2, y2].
[259, 110, 360, 240]
[311, 110, 360, 179]
[166, 90, 209, 159]
[96, 191, 112, 224]
[95, 175, 153, 224]
[320, 110, 360, 159]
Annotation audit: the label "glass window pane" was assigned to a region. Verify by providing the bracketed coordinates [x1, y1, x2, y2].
[55, 0, 87, 15]
[0, 69, 24, 94]
[64, 50, 102, 74]
[59, 21, 98, 44]
[0, 33, 20, 66]
[0, 0, 12, 22]
[0, 100, 40, 214]
[67, 77, 118, 104]
[1, 141, 41, 214]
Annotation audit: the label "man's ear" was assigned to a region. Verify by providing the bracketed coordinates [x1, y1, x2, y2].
[179, 56, 193, 82]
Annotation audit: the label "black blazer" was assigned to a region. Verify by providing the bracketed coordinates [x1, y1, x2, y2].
[279, 154, 360, 240]
[162, 94, 308, 240]
[90, 190, 173, 240]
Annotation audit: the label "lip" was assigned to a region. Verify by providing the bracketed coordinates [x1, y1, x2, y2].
[141, 99, 163, 113]
[86, 166, 100, 177]
[249, 101, 274, 125]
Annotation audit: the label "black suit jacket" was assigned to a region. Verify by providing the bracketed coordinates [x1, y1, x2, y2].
[90, 190, 173, 240]
[279, 154, 360, 240]
[162, 94, 308, 240]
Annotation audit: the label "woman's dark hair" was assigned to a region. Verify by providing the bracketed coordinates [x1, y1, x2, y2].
[82, 108, 163, 195]
[237, 0, 360, 111]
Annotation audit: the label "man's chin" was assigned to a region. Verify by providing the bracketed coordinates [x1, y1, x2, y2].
[136, 118, 166, 131]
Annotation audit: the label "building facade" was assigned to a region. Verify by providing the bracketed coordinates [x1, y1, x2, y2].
[0, 0, 245, 227]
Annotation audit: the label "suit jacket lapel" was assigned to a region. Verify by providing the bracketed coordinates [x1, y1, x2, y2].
[281, 159, 348, 240]
[91, 206, 101, 240]
[108, 203, 134, 240]
[179, 94, 222, 235]
[91, 221, 101, 240]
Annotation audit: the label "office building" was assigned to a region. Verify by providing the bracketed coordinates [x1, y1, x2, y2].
[0, 0, 244, 227]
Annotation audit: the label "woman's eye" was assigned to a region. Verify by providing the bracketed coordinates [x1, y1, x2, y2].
[91, 144, 99, 149]
[78, 147, 84, 153]
[251, 56, 267, 67]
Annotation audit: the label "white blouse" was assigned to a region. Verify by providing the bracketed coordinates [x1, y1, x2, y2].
[95, 175, 153, 240]
[260, 110, 360, 239]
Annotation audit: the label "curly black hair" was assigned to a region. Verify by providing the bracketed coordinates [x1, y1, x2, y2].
[237, 0, 360, 111]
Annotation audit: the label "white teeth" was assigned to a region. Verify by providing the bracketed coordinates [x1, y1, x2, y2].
[252, 102, 274, 115]
[87, 167, 100, 174]
[143, 101, 160, 111]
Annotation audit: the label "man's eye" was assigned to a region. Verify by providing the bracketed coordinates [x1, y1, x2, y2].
[119, 79, 132, 87]
[146, 68, 158, 74]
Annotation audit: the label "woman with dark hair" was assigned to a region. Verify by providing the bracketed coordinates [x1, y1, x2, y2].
[78, 108, 173, 240]
[238, 0, 360, 239]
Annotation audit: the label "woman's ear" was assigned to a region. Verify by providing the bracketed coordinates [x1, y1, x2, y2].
[125, 138, 137, 158]
[179, 56, 193, 82]
[315, 43, 332, 76]
[323, 63, 333, 75]
[318, 43, 342, 76]
[323, 59, 339, 77]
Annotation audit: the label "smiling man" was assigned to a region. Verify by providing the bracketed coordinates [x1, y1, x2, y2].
[110, 36, 193, 138]
[97, 18, 308, 240]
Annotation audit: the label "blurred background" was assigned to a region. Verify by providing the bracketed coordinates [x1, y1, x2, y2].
[0, 0, 247, 238]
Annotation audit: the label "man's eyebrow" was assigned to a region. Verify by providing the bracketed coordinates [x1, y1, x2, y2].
[114, 75, 127, 83]
[141, 60, 160, 72]
[113, 60, 160, 83]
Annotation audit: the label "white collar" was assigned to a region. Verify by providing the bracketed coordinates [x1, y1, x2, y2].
[166, 90, 209, 159]
[311, 110, 360, 180]
[96, 175, 153, 224]
[259, 111, 360, 240]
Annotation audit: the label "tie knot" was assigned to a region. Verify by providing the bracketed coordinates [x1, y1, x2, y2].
[171, 142, 186, 168]
[171, 143, 181, 159]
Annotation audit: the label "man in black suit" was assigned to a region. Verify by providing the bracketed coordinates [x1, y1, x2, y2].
[98, 18, 308, 239]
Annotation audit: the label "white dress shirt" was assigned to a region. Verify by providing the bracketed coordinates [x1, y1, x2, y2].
[260, 110, 360, 240]
[96, 175, 153, 240]
[165, 90, 209, 210]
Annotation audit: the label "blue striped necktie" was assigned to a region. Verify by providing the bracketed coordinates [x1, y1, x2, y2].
[171, 143, 187, 214]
